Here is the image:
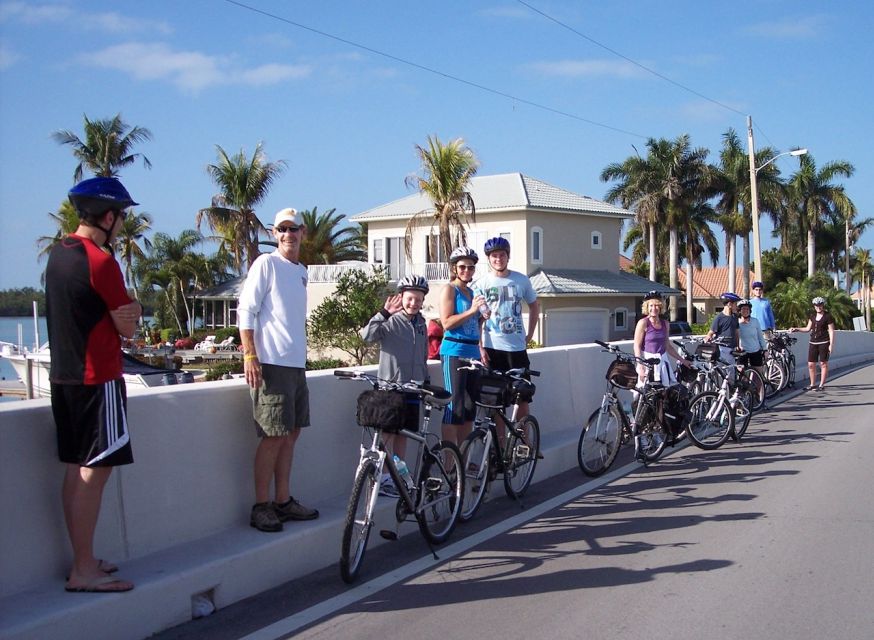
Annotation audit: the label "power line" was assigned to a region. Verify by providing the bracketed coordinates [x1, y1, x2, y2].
[221, 0, 648, 139]
[515, 0, 748, 118]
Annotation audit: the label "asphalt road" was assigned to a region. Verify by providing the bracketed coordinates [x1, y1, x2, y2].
[155, 363, 874, 640]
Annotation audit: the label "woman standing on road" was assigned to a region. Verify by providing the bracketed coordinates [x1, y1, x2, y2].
[439, 247, 486, 447]
[633, 291, 690, 386]
[790, 296, 835, 391]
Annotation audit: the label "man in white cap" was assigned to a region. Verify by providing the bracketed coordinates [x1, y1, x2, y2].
[238, 208, 319, 531]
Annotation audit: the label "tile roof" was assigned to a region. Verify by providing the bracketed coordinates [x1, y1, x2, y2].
[195, 275, 246, 299]
[529, 269, 681, 297]
[351, 173, 633, 221]
[676, 266, 757, 299]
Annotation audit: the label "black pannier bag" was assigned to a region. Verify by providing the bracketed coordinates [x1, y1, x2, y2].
[606, 359, 638, 390]
[356, 389, 407, 432]
[477, 372, 511, 408]
[510, 378, 536, 403]
[661, 383, 691, 435]
[695, 342, 721, 362]
[677, 362, 698, 384]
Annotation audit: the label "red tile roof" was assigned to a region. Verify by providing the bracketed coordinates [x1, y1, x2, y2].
[677, 266, 757, 298]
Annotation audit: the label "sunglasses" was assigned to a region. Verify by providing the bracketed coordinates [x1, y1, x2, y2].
[457, 265, 476, 271]
[276, 226, 301, 234]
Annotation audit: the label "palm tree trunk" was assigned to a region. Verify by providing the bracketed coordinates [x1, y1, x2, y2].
[807, 229, 816, 279]
[178, 280, 193, 336]
[669, 227, 678, 321]
[866, 274, 871, 331]
[845, 218, 851, 294]
[686, 260, 694, 324]
[648, 224, 656, 282]
[727, 234, 736, 295]
[741, 234, 750, 297]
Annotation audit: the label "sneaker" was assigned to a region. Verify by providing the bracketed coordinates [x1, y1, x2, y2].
[274, 497, 319, 522]
[378, 476, 400, 498]
[250, 502, 283, 532]
[803, 385, 815, 391]
[816, 385, 826, 392]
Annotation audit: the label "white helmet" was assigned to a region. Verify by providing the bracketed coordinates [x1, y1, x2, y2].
[397, 274, 429, 294]
[449, 246, 479, 264]
[812, 296, 825, 305]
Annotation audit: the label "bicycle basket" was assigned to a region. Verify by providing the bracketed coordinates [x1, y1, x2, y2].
[356, 389, 407, 432]
[606, 359, 638, 390]
[476, 372, 510, 408]
[510, 378, 536, 403]
[695, 343, 720, 362]
[677, 362, 698, 384]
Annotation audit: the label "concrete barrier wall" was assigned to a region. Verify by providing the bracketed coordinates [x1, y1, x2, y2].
[2, 330, 873, 598]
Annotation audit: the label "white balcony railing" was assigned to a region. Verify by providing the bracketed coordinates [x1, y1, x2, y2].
[307, 262, 450, 284]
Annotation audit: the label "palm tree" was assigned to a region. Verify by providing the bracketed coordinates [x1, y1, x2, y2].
[603, 135, 710, 319]
[116, 212, 153, 294]
[404, 135, 478, 262]
[140, 230, 203, 334]
[761, 248, 806, 286]
[677, 198, 720, 323]
[36, 201, 80, 261]
[298, 207, 367, 265]
[712, 129, 782, 295]
[844, 215, 874, 293]
[852, 248, 873, 330]
[198, 142, 286, 274]
[53, 113, 152, 182]
[785, 154, 855, 279]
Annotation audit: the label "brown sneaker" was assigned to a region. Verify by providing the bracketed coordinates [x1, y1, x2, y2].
[274, 497, 319, 522]
[250, 502, 283, 532]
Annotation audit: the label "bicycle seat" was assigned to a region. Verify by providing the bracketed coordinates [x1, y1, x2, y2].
[420, 383, 452, 408]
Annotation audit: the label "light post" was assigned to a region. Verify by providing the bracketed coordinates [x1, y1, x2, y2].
[747, 115, 807, 285]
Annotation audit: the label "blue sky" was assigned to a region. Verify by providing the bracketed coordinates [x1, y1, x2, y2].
[1, 0, 871, 290]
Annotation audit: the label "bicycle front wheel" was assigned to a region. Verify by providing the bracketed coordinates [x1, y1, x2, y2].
[764, 358, 785, 398]
[340, 459, 378, 584]
[459, 428, 491, 522]
[578, 406, 622, 477]
[417, 441, 463, 544]
[687, 391, 733, 449]
[503, 415, 541, 498]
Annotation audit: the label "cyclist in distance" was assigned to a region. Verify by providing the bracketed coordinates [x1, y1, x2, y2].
[439, 246, 486, 447]
[705, 292, 741, 364]
[750, 281, 776, 336]
[633, 290, 691, 386]
[736, 298, 768, 381]
[790, 296, 836, 391]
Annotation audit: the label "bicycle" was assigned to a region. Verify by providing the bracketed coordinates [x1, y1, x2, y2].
[577, 340, 688, 477]
[764, 332, 797, 394]
[334, 370, 464, 584]
[456, 359, 541, 522]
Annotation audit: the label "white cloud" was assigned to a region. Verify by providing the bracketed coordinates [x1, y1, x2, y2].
[0, 43, 21, 69]
[743, 15, 827, 39]
[523, 59, 646, 79]
[0, 1, 171, 35]
[77, 42, 311, 92]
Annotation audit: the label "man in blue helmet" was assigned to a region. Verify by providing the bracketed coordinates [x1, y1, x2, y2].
[705, 292, 741, 366]
[750, 281, 776, 335]
[46, 176, 142, 593]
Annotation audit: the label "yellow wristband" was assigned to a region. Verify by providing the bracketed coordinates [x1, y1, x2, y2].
[244, 354, 259, 362]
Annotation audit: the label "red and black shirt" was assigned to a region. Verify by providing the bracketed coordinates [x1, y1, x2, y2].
[46, 234, 131, 384]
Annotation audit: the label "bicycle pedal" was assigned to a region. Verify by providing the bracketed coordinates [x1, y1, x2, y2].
[514, 444, 530, 459]
[379, 530, 399, 541]
[425, 477, 444, 492]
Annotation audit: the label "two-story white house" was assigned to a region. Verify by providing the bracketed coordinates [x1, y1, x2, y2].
[351, 172, 679, 345]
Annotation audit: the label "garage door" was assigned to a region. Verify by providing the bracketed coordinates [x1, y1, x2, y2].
[546, 309, 609, 346]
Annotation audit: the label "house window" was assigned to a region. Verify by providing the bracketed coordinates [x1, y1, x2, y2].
[373, 238, 384, 263]
[613, 307, 628, 331]
[531, 227, 543, 264]
[372, 237, 405, 279]
[591, 231, 602, 250]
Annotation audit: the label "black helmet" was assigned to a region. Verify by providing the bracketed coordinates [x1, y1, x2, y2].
[68, 177, 138, 220]
[397, 274, 429, 294]
[484, 236, 510, 255]
[449, 246, 479, 264]
[643, 290, 663, 301]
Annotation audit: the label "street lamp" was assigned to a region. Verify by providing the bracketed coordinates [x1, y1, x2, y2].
[747, 115, 807, 287]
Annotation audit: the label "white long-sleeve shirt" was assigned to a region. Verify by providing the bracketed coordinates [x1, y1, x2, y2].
[237, 251, 308, 368]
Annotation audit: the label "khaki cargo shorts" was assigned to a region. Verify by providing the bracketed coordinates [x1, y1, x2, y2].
[250, 364, 310, 437]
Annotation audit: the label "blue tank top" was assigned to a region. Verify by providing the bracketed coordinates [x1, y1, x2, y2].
[440, 285, 481, 358]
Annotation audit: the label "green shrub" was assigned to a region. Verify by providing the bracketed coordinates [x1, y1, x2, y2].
[205, 360, 243, 381]
[215, 327, 240, 343]
[160, 328, 177, 343]
[306, 357, 347, 370]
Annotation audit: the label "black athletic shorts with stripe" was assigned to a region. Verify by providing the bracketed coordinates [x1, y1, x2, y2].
[52, 379, 133, 467]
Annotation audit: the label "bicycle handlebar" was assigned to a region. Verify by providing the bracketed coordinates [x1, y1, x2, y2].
[457, 358, 540, 378]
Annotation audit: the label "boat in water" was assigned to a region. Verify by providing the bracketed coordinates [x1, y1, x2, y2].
[1, 341, 201, 399]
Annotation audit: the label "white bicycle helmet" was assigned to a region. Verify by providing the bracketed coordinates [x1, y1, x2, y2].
[449, 246, 479, 264]
[812, 296, 825, 305]
[397, 274, 429, 294]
